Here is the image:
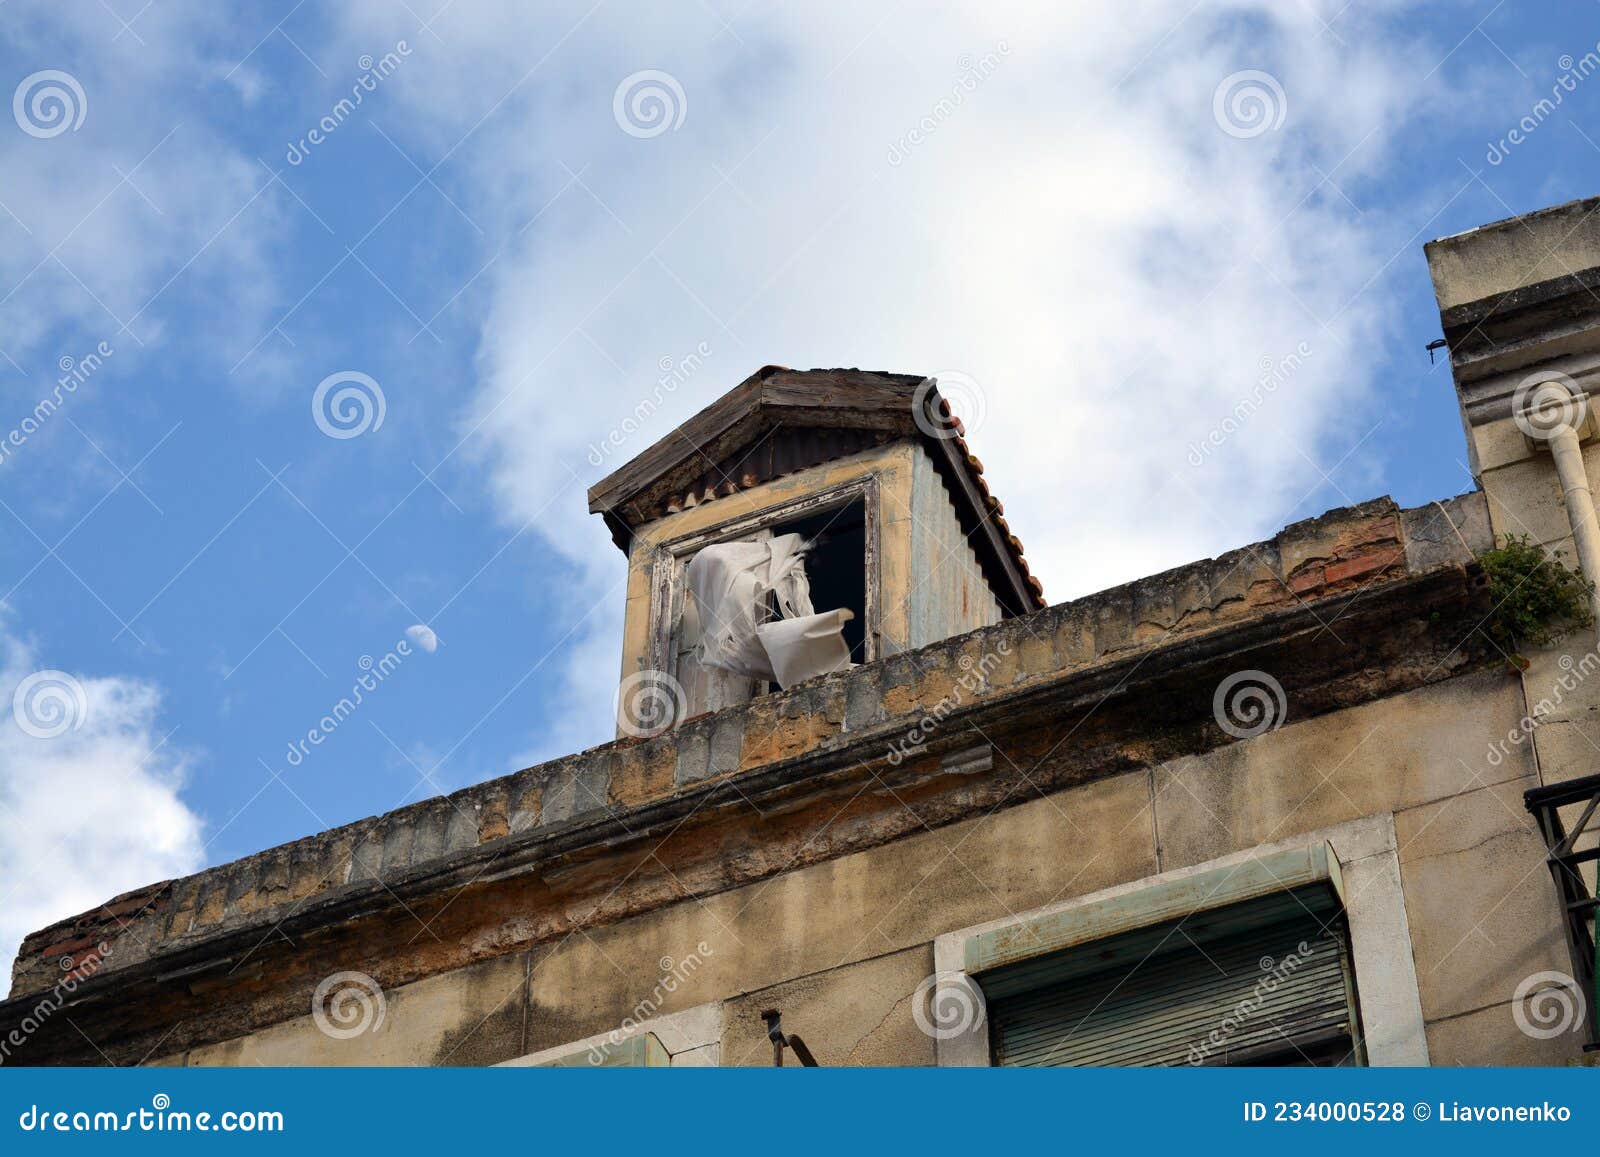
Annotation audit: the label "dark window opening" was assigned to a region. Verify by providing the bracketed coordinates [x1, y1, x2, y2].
[772, 499, 868, 663]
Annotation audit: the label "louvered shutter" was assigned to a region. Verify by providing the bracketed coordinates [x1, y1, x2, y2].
[987, 888, 1358, 1067]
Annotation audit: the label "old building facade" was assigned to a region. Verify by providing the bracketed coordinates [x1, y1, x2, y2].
[5, 198, 1599, 1067]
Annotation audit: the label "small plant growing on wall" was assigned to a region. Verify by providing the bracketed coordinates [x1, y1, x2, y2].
[1476, 535, 1593, 658]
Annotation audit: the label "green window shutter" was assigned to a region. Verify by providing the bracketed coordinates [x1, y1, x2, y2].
[987, 889, 1357, 1067]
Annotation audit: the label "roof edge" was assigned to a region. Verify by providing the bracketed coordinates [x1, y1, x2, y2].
[8, 489, 1490, 1001]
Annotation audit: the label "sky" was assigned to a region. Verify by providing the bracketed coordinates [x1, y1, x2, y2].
[0, 0, 1597, 982]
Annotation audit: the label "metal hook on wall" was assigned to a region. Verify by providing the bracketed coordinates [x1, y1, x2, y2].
[760, 1009, 819, 1066]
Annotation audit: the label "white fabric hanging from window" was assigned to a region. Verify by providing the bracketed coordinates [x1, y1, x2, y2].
[756, 607, 854, 688]
[686, 533, 855, 689]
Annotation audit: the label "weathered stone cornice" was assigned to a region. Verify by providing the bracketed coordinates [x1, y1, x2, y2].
[1442, 269, 1600, 400]
[1, 492, 1497, 1063]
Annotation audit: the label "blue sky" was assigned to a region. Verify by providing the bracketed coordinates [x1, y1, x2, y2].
[1, 0, 1597, 974]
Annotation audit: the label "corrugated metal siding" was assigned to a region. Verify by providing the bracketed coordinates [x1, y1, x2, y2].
[908, 444, 1002, 646]
[680, 427, 884, 501]
[990, 907, 1354, 1068]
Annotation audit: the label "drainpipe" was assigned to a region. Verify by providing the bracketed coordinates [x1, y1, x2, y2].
[1547, 427, 1600, 627]
[1518, 374, 1600, 628]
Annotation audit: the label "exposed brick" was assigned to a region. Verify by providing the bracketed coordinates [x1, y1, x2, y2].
[37, 934, 103, 960]
[1288, 567, 1326, 595]
[1325, 549, 1402, 585]
[100, 883, 171, 919]
[1277, 498, 1399, 578]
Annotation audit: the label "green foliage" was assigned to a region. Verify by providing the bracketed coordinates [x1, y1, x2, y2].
[1477, 535, 1593, 651]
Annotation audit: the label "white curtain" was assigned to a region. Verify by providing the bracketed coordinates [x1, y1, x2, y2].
[686, 533, 854, 689]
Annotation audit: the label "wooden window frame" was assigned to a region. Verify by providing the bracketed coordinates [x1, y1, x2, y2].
[645, 475, 883, 701]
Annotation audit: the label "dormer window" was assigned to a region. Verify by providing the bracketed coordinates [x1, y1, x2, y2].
[653, 484, 878, 718]
[590, 368, 1046, 739]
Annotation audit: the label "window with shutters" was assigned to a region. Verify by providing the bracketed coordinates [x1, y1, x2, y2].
[983, 886, 1363, 1067]
[933, 832, 1427, 1067]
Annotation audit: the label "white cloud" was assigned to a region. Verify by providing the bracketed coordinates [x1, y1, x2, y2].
[320, 1, 1470, 760]
[0, 3, 281, 983]
[0, 2, 287, 394]
[0, 617, 203, 996]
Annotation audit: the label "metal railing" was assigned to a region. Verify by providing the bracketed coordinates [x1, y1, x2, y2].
[1525, 772, 1600, 1051]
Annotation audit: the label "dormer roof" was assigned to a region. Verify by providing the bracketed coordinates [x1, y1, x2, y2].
[586, 366, 1046, 614]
